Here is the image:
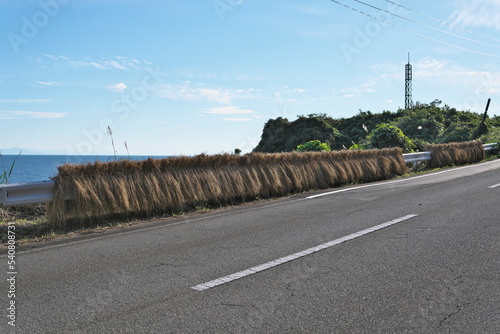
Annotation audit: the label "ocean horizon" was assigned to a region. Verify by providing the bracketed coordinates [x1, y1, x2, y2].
[0, 154, 170, 184]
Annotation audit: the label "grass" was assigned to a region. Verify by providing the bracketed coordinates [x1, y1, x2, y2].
[425, 140, 485, 169]
[0, 150, 22, 184]
[0, 205, 154, 248]
[45, 148, 407, 229]
[0, 205, 50, 246]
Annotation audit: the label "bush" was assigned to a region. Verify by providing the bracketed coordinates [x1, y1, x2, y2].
[437, 123, 472, 143]
[490, 141, 500, 157]
[348, 143, 365, 150]
[296, 140, 331, 152]
[367, 123, 415, 152]
[479, 126, 500, 145]
[397, 115, 442, 143]
[411, 138, 429, 152]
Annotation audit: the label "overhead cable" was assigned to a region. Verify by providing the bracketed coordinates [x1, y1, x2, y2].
[382, 0, 500, 43]
[351, 0, 493, 47]
[330, 0, 500, 58]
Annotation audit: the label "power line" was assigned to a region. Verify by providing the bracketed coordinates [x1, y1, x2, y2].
[351, 0, 493, 47]
[382, 0, 500, 44]
[330, 0, 500, 58]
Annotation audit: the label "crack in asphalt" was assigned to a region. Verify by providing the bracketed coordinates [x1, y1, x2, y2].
[438, 301, 473, 328]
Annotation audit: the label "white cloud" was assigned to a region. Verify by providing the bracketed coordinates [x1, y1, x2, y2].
[87, 61, 129, 71]
[414, 57, 500, 93]
[158, 84, 234, 104]
[333, 86, 378, 98]
[448, 0, 500, 30]
[0, 99, 50, 103]
[44, 54, 69, 61]
[107, 82, 127, 92]
[367, 57, 500, 96]
[197, 88, 233, 104]
[141, 120, 169, 124]
[0, 111, 66, 119]
[106, 61, 128, 70]
[291, 5, 332, 17]
[204, 106, 255, 115]
[222, 118, 253, 122]
[414, 58, 451, 77]
[36, 81, 61, 86]
[43, 54, 144, 71]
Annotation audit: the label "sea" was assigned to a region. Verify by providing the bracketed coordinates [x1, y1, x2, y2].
[0, 155, 169, 184]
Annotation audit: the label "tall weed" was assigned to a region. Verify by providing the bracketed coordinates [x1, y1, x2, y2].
[0, 151, 21, 184]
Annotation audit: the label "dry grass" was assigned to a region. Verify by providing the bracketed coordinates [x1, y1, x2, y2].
[46, 148, 406, 229]
[425, 140, 485, 169]
[1, 204, 48, 245]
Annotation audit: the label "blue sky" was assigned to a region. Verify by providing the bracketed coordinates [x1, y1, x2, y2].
[1, 0, 499, 156]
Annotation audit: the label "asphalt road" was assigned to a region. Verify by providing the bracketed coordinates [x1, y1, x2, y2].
[1, 159, 499, 333]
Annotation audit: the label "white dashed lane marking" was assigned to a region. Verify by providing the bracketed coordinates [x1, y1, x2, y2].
[192, 214, 419, 291]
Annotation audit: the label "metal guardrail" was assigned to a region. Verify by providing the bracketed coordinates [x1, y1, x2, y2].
[0, 181, 56, 207]
[402, 151, 432, 163]
[0, 143, 497, 208]
[484, 143, 495, 151]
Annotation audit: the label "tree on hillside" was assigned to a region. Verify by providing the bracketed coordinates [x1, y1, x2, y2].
[396, 111, 442, 143]
[253, 115, 343, 152]
[253, 117, 290, 152]
[367, 123, 414, 152]
[286, 116, 341, 151]
[328, 110, 400, 145]
[437, 123, 472, 143]
[252, 103, 500, 153]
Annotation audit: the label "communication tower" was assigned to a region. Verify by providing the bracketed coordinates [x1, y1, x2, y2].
[405, 53, 413, 109]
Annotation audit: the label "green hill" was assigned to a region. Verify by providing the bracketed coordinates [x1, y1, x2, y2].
[253, 102, 500, 153]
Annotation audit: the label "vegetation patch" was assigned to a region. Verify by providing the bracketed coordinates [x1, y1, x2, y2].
[0, 205, 49, 245]
[254, 103, 500, 153]
[46, 148, 406, 229]
[425, 140, 485, 169]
